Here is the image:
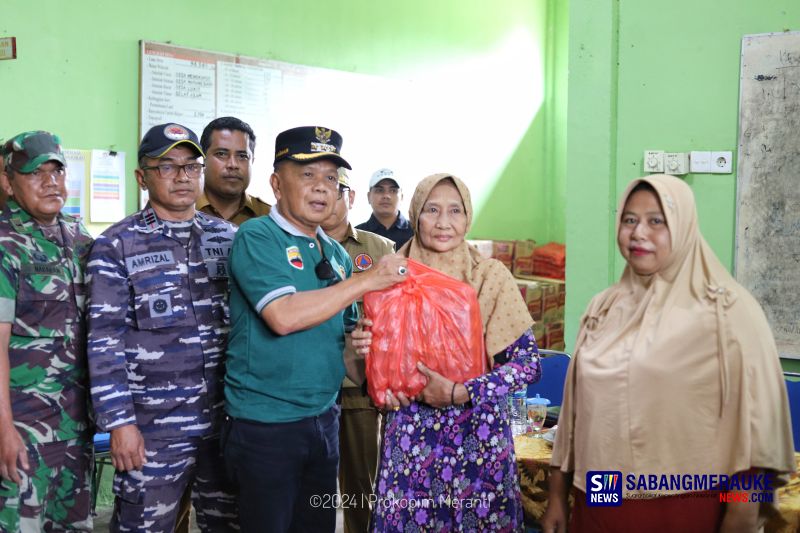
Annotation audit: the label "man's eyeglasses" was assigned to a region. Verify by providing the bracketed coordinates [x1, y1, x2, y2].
[338, 186, 350, 200]
[315, 247, 340, 286]
[141, 163, 205, 180]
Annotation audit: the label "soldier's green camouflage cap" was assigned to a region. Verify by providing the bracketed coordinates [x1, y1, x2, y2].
[2, 131, 66, 173]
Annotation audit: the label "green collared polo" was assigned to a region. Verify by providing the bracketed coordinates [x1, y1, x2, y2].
[225, 207, 357, 423]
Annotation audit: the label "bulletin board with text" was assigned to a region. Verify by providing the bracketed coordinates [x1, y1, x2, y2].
[139, 40, 411, 218]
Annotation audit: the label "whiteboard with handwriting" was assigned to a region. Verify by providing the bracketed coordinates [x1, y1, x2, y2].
[735, 31, 800, 358]
[139, 40, 408, 219]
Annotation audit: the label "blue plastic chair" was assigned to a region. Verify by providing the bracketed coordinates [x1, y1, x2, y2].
[92, 432, 112, 512]
[783, 373, 800, 451]
[527, 350, 571, 407]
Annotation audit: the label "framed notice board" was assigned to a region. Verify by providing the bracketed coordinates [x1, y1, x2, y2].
[139, 40, 409, 213]
[735, 31, 800, 358]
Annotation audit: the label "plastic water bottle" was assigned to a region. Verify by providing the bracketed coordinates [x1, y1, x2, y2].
[508, 390, 528, 436]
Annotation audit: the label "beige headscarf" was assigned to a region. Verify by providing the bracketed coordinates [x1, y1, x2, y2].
[551, 174, 794, 498]
[399, 173, 533, 361]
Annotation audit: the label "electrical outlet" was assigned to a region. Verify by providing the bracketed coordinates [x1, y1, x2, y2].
[710, 151, 733, 173]
[644, 150, 664, 173]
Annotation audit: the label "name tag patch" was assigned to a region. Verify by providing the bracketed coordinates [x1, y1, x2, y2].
[126, 251, 176, 274]
[22, 262, 63, 276]
[287, 246, 303, 270]
[149, 294, 173, 317]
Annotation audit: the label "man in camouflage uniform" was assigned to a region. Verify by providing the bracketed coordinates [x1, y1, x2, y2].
[0, 141, 8, 209]
[321, 168, 394, 533]
[87, 123, 238, 533]
[0, 131, 93, 532]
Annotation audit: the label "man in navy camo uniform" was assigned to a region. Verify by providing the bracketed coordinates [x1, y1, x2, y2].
[86, 123, 238, 533]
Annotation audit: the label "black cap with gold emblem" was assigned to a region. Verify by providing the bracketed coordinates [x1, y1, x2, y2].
[273, 126, 351, 170]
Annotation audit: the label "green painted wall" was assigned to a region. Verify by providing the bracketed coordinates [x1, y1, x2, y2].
[549, 0, 569, 244]
[471, 0, 569, 245]
[1, 0, 565, 244]
[564, 0, 799, 352]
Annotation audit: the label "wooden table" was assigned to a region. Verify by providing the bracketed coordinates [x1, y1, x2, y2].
[513, 435, 800, 532]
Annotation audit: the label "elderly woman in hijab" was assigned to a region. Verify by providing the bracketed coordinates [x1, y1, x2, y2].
[356, 173, 541, 532]
[541, 174, 794, 533]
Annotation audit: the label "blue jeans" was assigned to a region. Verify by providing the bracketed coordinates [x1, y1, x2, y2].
[222, 406, 340, 533]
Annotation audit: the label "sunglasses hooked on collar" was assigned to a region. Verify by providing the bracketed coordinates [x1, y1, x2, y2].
[315, 244, 340, 286]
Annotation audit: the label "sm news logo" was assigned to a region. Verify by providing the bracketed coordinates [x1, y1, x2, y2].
[586, 471, 623, 506]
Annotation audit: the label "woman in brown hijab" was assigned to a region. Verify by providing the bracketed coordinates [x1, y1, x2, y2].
[541, 175, 794, 533]
[367, 173, 541, 532]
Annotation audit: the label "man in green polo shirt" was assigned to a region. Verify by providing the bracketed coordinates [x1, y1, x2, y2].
[223, 126, 407, 533]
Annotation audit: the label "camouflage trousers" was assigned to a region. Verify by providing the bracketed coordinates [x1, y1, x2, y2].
[110, 436, 238, 533]
[0, 437, 92, 533]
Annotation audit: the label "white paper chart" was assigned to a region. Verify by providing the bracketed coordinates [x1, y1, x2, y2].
[89, 150, 126, 223]
[62, 149, 87, 219]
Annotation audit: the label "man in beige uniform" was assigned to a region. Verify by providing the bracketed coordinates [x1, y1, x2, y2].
[180, 116, 270, 533]
[197, 116, 271, 225]
[321, 168, 394, 533]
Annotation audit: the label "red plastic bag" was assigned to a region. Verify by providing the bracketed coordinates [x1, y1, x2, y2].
[363, 259, 486, 406]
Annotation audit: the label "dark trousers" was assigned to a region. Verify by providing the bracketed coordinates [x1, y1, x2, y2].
[223, 406, 340, 533]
